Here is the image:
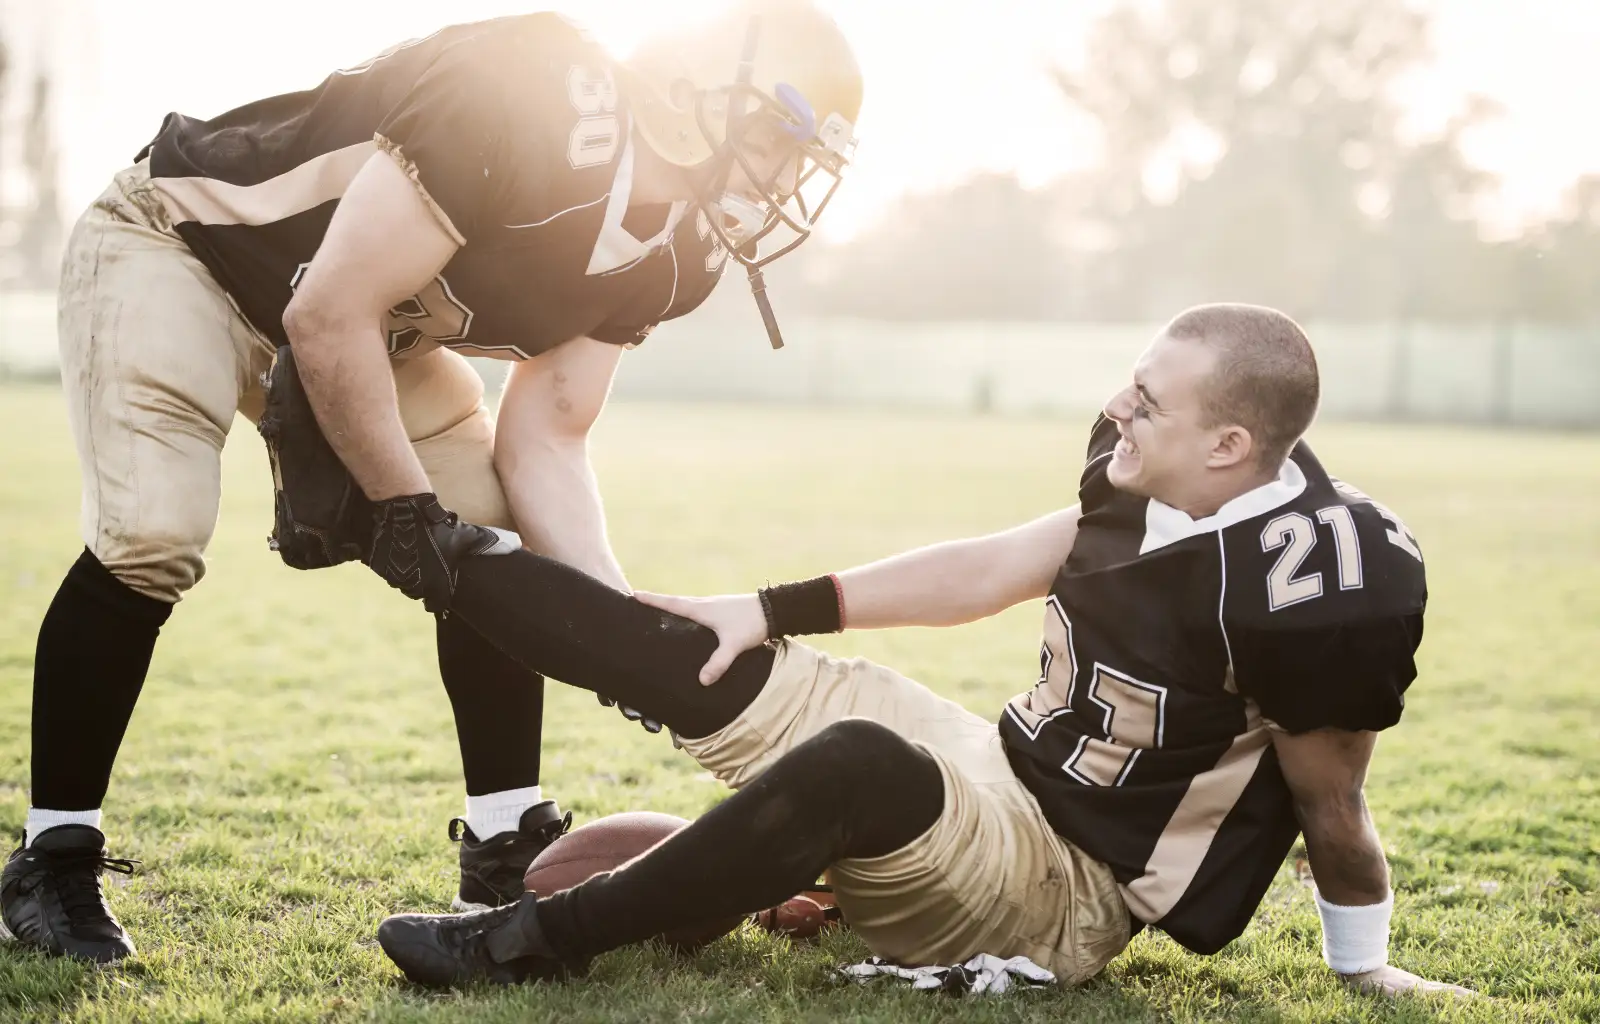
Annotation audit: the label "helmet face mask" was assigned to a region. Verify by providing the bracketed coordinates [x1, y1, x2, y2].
[693, 81, 856, 268]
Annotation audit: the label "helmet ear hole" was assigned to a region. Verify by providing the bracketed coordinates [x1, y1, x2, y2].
[667, 78, 699, 113]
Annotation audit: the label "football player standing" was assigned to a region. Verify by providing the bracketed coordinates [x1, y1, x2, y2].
[2, 1, 861, 962]
[371, 305, 1476, 1000]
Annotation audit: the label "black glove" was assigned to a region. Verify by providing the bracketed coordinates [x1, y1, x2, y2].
[365, 492, 509, 614]
[258, 345, 374, 570]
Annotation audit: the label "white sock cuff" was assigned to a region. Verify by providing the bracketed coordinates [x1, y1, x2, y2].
[463, 785, 543, 841]
[1315, 888, 1393, 975]
[25, 807, 103, 847]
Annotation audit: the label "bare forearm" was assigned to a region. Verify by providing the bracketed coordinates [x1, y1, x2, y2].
[501, 438, 628, 592]
[277, 150, 457, 502]
[287, 318, 429, 501]
[837, 537, 1019, 630]
[636, 508, 1077, 687]
[1302, 798, 1391, 905]
[833, 509, 1077, 630]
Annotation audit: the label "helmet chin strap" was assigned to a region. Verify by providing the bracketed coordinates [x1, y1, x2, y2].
[702, 182, 785, 350]
[743, 245, 784, 349]
[727, 15, 784, 349]
[708, 194, 784, 347]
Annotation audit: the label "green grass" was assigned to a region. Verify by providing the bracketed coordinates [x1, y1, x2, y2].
[0, 382, 1596, 1022]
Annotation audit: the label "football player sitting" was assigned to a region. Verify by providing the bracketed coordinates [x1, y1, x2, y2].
[371, 304, 1476, 1000]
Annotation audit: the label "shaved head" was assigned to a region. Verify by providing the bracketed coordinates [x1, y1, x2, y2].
[1163, 303, 1320, 468]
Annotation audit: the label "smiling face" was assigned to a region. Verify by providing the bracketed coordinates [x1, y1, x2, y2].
[1101, 332, 1235, 506]
[1102, 304, 1323, 515]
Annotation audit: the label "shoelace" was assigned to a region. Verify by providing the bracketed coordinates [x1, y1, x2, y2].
[19, 851, 137, 929]
[441, 902, 520, 956]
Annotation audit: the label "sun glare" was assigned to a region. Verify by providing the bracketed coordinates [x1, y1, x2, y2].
[27, 0, 1600, 242]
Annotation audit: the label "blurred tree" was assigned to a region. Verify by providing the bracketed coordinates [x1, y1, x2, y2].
[0, 33, 9, 248]
[16, 71, 63, 288]
[790, 0, 1600, 324]
[0, 24, 64, 292]
[1052, 0, 1506, 321]
[1519, 175, 1600, 323]
[791, 174, 1073, 321]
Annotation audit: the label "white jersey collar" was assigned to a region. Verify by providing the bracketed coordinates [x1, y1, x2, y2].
[1139, 458, 1308, 555]
[587, 128, 688, 276]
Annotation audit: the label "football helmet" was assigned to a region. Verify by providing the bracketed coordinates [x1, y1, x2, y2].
[623, 0, 862, 346]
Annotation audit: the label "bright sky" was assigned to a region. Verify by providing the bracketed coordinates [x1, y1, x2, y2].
[14, 0, 1600, 241]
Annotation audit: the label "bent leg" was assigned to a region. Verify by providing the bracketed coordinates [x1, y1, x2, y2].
[34, 163, 261, 816]
[449, 554, 1131, 980]
[532, 719, 945, 958]
[62, 179, 263, 603]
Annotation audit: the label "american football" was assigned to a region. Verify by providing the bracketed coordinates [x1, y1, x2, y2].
[753, 890, 842, 941]
[522, 811, 692, 895]
[522, 811, 746, 952]
[0, 0, 1594, 1019]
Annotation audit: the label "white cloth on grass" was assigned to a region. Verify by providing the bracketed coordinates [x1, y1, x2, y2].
[839, 954, 1056, 996]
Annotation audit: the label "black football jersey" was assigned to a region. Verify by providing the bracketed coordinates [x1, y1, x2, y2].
[1000, 416, 1426, 954]
[136, 14, 727, 359]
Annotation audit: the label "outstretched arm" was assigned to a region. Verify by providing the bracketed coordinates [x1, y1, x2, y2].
[1273, 728, 1475, 999]
[636, 506, 1082, 684]
[833, 505, 1081, 630]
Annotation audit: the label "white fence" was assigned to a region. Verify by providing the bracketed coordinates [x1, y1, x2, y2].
[5, 290, 1597, 428]
[614, 314, 1600, 429]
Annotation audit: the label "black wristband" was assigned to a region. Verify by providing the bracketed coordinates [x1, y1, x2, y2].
[758, 575, 843, 640]
[757, 587, 779, 639]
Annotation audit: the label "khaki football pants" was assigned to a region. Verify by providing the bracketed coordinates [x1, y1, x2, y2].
[57, 161, 513, 603]
[677, 641, 1133, 984]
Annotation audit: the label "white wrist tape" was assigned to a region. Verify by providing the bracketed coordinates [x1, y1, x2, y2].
[1315, 889, 1392, 975]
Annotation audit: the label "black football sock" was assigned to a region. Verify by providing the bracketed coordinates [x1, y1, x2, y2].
[31, 548, 174, 812]
[449, 549, 776, 739]
[532, 719, 946, 959]
[436, 613, 546, 796]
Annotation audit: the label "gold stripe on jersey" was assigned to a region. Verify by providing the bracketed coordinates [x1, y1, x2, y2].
[1119, 722, 1273, 922]
[151, 141, 378, 230]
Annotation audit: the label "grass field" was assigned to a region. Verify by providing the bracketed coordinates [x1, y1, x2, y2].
[0, 382, 1596, 1023]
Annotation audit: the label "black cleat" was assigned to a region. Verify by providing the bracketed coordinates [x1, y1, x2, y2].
[378, 891, 586, 988]
[450, 801, 572, 912]
[0, 825, 138, 963]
